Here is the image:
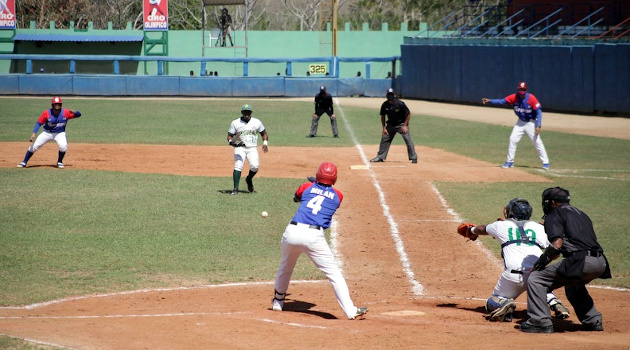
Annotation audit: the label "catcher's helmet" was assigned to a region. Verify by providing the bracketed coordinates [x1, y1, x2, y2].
[542, 187, 570, 216]
[505, 198, 533, 220]
[316, 162, 337, 186]
[517, 82, 528, 90]
[51, 96, 62, 105]
[241, 104, 252, 112]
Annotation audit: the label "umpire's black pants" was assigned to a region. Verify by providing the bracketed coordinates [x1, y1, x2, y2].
[374, 123, 417, 161]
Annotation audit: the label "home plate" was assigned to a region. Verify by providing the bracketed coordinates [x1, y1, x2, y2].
[349, 165, 368, 170]
[381, 310, 426, 316]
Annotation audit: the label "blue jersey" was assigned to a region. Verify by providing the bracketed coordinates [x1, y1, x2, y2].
[34, 108, 79, 134]
[489, 92, 543, 127]
[291, 182, 343, 229]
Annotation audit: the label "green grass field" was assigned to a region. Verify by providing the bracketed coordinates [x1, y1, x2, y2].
[1, 97, 628, 309]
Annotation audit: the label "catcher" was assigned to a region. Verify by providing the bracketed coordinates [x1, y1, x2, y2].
[457, 198, 570, 322]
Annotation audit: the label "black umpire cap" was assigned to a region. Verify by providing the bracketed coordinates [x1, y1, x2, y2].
[320, 85, 326, 92]
[387, 88, 395, 95]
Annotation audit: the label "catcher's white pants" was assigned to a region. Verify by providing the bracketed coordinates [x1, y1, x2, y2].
[274, 223, 358, 319]
[29, 131, 68, 153]
[233, 146, 259, 172]
[492, 269, 559, 306]
[506, 120, 549, 164]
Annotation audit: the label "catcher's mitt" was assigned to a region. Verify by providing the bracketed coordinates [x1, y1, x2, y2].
[457, 222, 478, 241]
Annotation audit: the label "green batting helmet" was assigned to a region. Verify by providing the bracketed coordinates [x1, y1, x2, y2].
[241, 104, 252, 112]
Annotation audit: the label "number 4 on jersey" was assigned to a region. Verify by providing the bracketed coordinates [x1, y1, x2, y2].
[307, 195, 325, 214]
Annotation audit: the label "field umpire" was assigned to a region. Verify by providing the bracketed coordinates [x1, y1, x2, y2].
[307, 85, 338, 138]
[520, 187, 611, 333]
[370, 88, 418, 164]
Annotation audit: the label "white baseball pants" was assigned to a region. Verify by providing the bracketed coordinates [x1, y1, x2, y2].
[29, 131, 68, 153]
[274, 222, 358, 319]
[492, 268, 559, 306]
[233, 146, 259, 172]
[506, 120, 549, 164]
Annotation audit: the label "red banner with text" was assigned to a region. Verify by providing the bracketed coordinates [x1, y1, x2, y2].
[0, 0, 16, 30]
[143, 0, 168, 31]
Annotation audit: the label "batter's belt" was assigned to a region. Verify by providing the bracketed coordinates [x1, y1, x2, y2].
[290, 221, 323, 230]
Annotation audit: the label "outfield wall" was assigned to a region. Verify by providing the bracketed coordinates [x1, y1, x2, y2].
[400, 42, 630, 114]
[0, 74, 392, 97]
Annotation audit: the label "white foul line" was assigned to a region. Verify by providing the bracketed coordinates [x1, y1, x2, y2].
[336, 100, 424, 295]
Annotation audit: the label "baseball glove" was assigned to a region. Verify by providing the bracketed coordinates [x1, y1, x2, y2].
[457, 222, 478, 241]
[230, 134, 245, 147]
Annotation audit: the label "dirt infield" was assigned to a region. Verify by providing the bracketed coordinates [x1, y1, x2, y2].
[0, 100, 629, 349]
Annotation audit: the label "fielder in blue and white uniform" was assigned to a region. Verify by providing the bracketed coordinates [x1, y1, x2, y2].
[17, 96, 82, 169]
[271, 162, 368, 320]
[227, 104, 268, 195]
[482, 82, 550, 169]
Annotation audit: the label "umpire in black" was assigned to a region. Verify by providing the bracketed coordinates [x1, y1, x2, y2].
[307, 85, 338, 138]
[520, 187, 611, 333]
[370, 88, 418, 164]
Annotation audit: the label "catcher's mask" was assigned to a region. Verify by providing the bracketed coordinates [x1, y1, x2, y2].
[504, 198, 533, 220]
[542, 187, 570, 216]
[316, 162, 337, 186]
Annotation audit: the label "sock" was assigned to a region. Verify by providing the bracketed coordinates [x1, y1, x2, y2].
[233, 170, 241, 189]
[246, 170, 257, 180]
[58, 151, 66, 163]
[23, 150, 34, 164]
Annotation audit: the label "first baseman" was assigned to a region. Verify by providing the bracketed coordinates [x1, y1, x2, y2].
[482, 82, 550, 169]
[17, 96, 82, 168]
[459, 198, 570, 322]
[271, 162, 368, 320]
[307, 85, 338, 138]
[227, 104, 268, 195]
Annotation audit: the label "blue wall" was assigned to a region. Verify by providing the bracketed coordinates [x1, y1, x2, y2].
[400, 43, 630, 114]
[0, 74, 392, 98]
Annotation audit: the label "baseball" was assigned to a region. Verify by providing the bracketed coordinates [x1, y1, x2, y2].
[261, 211, 268, 218]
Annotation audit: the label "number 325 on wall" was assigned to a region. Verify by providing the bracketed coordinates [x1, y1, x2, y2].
[309, 64, 327, 74]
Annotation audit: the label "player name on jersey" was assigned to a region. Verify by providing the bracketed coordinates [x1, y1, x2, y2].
[309, 187, 335, 199]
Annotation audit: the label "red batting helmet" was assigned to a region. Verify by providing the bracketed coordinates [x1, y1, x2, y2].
[51, 96, 62, 105]
[517, 82, 528, 90]
[316, 162, 337, 185]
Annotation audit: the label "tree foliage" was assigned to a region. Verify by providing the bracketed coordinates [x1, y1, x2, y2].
[14, 0, 500, 31]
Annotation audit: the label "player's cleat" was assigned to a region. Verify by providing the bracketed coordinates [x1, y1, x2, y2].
[411, 159, 418, 164]
[349, 307, 368, 320]
[333, 135, 339, 138]
[551, 302, 570, 319]
[501, 162, 514, 168]
[272, 298, 284, 311]
[17, 162, 26, 168]
[306, 135, 315, 138]
[583, 321, 603, 332]
[57, 162, 64, 168]
[231, 188, 238, 195]
[519, 321, 554, 333]
[487, 298, 516, 322]
[370, 157, 383, 163]
[246, 177, 254, 192]
[542, 163, 550, 170]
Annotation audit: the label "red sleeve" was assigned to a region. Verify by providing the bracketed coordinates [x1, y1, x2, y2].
[334, 188, 344, 205]
[63, 109, 77, 119]
[504, 94, 517, 105]
[295, 182, 314, 198]
[37, 110, 49, 124]
[528, 94, 541, 109]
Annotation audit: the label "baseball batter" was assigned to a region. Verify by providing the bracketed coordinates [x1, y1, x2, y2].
[227, 104, 268, 195]
[271, 162, 368, 320]
[482, 82, 550, 169]
[17, 96, 82, 168]
[459, 198, 569, 322]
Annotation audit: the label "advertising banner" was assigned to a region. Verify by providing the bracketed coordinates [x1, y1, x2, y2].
[143, 0, 168, 31]
[0, 0, 16, 30]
